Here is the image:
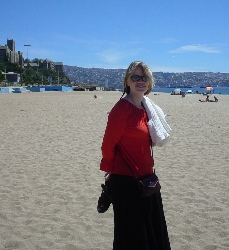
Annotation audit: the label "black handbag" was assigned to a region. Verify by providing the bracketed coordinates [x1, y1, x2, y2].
[138, 173, 161, 197]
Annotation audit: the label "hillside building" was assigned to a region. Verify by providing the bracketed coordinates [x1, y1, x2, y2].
[0, 39, 24, 67]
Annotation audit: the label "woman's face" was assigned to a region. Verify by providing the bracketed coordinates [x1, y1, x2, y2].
[127, 67, 149, 96]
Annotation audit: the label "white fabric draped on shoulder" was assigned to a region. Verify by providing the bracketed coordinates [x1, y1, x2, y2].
[142, 96, 172, 147]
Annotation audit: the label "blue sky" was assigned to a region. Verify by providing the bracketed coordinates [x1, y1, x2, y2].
[1, 0, 229, 73]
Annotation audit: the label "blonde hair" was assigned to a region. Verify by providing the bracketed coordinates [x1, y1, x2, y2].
[122, 61, 154, 97]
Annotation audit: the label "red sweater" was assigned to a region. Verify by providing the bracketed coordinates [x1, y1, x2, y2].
[100, 99, 154, 178]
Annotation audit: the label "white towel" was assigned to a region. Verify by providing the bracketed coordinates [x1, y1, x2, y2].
[142, 96, 171, 147]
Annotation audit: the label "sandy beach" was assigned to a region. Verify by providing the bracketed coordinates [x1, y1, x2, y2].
[0, 90, 228, 250]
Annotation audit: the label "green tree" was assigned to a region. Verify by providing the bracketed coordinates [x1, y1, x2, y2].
[32, 58, 40, 64]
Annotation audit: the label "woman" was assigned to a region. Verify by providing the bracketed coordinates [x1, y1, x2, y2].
[100, 61, 171, 250]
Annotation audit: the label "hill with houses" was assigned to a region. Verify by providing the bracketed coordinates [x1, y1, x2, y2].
[64, 65, 229, 89]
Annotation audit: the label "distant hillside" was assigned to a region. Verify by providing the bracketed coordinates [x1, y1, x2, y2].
[64, 65, 229, 88]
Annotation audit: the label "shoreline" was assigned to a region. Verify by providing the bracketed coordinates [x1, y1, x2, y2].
[1, 85, 229, 95]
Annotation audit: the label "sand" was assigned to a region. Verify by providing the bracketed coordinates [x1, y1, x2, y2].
[0, 91, 228, 250]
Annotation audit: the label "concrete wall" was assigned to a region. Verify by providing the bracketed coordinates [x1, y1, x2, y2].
[45, 86, 73, 91]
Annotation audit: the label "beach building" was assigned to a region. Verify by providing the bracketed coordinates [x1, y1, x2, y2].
[24, 62, 39, 71]
[5, 72, 20, 84]
[41, 59, 55, 70]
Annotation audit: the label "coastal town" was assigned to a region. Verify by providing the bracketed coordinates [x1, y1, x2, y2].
[64, 65, 229, 89]
[1, 38, 229, 88]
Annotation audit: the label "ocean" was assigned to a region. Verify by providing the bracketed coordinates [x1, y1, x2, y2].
[152, 87, 229, 95]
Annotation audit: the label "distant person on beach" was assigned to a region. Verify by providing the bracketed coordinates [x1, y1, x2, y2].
[199, 95, 210, 102]
[199, 95, 218, 102]
[98, 61, 171, 249]
[209, 96, 219, 102]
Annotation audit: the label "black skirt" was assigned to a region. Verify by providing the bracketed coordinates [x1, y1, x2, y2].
[109, 174, 171, 250]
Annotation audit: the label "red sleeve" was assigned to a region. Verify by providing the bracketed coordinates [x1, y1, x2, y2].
[100, 100, 128, 172]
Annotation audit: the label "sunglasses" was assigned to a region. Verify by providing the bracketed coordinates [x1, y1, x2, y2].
[130, 75, 148, 82]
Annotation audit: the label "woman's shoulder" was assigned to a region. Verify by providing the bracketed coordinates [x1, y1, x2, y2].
[107, 99, 132, 121]
[112, 98, 132, 112]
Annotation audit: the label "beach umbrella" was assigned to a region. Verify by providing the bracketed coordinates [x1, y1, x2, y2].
[205, 86, 213, 91]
